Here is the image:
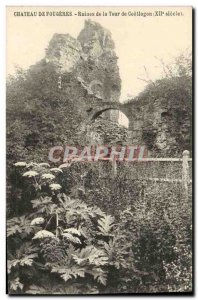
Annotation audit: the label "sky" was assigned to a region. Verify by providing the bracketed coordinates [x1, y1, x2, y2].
[7, 6, 192, 102]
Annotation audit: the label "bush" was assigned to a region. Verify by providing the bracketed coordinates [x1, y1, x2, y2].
[7, 160, 192, 294]
[7, 161, 140, 294]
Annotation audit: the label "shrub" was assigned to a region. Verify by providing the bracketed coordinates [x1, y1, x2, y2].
[7, 161, 192, 294]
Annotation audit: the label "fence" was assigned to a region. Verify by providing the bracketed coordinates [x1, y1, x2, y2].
[111, 150, 192, 198]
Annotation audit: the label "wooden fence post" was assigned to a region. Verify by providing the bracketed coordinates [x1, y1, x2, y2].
[182, 150, 190, 198]
[112, 160, 117, 178]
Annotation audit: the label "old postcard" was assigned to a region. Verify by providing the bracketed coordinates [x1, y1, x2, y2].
[6, 6, 193, 295]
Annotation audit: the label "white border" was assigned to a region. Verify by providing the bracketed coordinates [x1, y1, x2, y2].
[1, 0, 196, 299]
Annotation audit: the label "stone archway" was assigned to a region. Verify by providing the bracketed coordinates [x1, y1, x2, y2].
[85, 104, 130, 145]
[85, 101, 130, 122]
[90, 107, 129, 128]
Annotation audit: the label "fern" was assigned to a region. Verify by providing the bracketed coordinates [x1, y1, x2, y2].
[97, 215, 115, 235]
[48, 244, 108, 286]
[97, 235, 132, 270]
[9, 277, 24, 292]
[86, 267, 107, 286]
[52, 265, 86, 282]
[8, 242, 38, 269]
[51, 262, 107, 286]
[7, 216, 34, 237]
[72, 246, 108, 266]
[40, 238, 68, 263]
[8, 253, 38, 273]
[31, 197, 57, 214]
[57, 195, 91, 225]
[96, 274, 107, 286]
[8, 161, 127, 293]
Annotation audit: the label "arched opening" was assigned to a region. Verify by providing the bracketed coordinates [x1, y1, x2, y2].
[91, 107, 118, 120]
[87, 108, 129, 145]
[91, 107, 129, 129]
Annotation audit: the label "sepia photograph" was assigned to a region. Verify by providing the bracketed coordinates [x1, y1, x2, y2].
[6, 6, 193, 295]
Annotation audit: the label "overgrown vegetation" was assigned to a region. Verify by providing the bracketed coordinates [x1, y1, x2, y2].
[7, 160, 192, 294]
[125, 51, 192, 155]
[7, 51, 192, 294]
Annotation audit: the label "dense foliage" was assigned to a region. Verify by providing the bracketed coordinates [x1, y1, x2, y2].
[6, 61, 127, 206]
[125, 51, 192, 155]
[7, 52, 192, 294]
[7, 61, 85, 167]
[7, 160, 192, 294]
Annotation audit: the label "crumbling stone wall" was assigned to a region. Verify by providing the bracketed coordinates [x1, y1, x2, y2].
[45, 19, 121, 123]
[123, 95, 191, 157]
[45, 20, 191, 156]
